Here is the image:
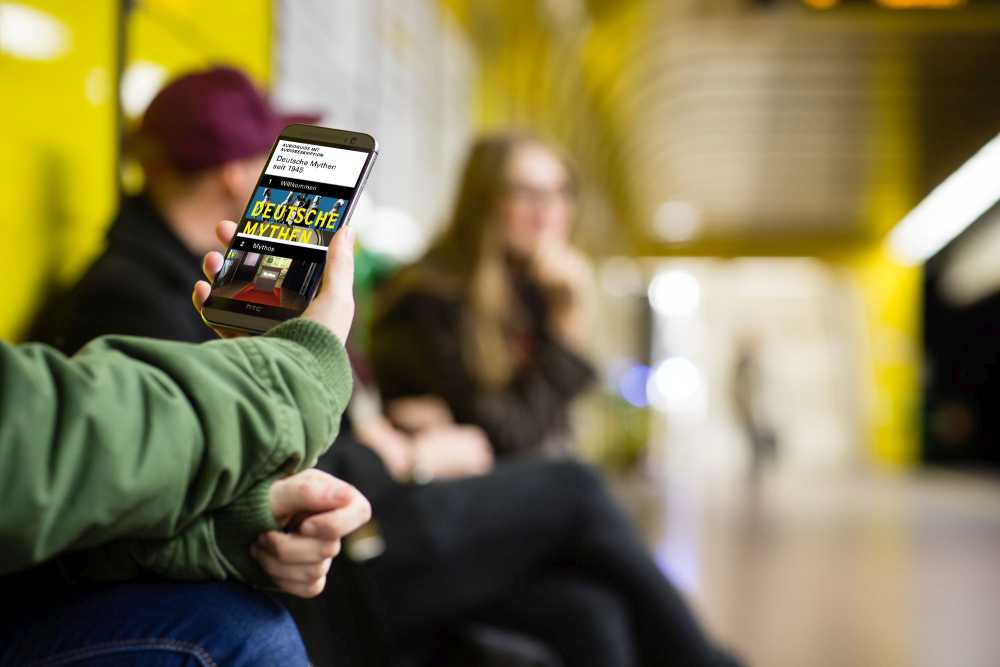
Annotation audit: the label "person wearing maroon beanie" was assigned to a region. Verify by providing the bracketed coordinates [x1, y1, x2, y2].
[34, 66, 318, 352]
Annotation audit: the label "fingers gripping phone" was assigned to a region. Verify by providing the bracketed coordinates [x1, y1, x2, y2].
[201, 124, 378, 334]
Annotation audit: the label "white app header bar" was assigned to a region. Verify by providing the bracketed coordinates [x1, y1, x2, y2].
[264, 140, 366, 188]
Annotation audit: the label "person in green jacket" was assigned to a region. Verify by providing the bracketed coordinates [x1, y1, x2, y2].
[0, 222, 369, 666]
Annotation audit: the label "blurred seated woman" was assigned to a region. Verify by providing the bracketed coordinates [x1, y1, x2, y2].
[305, 133, 742, 667]
[371, 132, 596, 458]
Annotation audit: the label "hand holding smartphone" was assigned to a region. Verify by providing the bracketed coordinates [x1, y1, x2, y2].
[201, 124, 378, 335]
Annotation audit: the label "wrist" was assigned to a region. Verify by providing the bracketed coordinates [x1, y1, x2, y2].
[265, 318, 353, 433]
[213, 478, 280, 587]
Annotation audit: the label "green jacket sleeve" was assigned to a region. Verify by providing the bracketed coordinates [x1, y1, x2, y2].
[61, 482, 278, 587]
[0, 318, 351, 577]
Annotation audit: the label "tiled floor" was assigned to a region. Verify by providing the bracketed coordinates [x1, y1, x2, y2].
[632, 469, 1000, 667]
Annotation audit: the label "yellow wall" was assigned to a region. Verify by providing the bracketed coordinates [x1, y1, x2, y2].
[843, 246, 922, 468]
[0, 0, 271, 342]
[0, 1, 118, 341]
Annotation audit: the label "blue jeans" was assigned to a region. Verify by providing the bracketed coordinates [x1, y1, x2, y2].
[0, 581, 309, 666]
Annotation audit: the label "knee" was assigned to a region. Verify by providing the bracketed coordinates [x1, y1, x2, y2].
[555, 582, 636, 666]
[569, 586, 627, 631]
[550, 460, 619, 516]
[189, 583, 309, 667]
[548, 460, 642, 544]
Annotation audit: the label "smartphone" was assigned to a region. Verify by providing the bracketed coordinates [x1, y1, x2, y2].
[202, 124, 378, 334]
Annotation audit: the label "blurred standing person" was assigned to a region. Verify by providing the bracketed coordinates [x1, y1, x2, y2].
[372, 133, 595, 458]
[732, 332, 778, 480]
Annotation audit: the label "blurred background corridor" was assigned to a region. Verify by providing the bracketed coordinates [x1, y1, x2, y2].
[4, 0, 1000, 664]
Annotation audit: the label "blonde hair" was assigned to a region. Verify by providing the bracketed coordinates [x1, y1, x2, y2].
[386, 132, 576, 389]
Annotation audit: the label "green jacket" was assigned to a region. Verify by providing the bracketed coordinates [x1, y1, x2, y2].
[0, 318, 351, 587]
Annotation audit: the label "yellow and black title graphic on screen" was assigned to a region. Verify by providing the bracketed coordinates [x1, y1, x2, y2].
[239, 187, 348, 245]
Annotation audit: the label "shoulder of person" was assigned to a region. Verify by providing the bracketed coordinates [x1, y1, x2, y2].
[61, 252, 201, 342]
[76, 250, 169, 301]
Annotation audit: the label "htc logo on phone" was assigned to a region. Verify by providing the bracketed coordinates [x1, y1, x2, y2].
[245, 304, 263, 313]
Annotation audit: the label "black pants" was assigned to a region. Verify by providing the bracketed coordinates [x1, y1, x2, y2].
[314, 440, 741, 667]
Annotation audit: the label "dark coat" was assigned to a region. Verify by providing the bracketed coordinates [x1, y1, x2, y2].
[370, 284, 596, 458]
[32, 195, 214, 354]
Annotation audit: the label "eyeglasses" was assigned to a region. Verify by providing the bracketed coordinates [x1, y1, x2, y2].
[505, 182, 576, 206]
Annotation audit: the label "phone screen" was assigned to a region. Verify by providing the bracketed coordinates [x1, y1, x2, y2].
[204, 134, 375, 325]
